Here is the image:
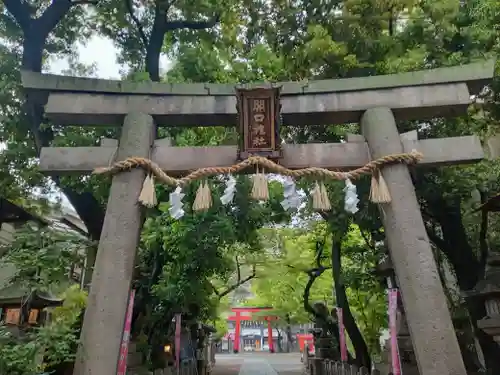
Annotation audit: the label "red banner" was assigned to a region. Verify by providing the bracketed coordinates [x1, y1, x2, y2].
[116, 289, 136, 375]
[336, 307, 348, 362]
[175, 313, 182, 369]
[389, 289, 402, 375]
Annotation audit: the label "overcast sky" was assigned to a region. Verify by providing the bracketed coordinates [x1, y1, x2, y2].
[49, 35, 121, 78]
[48, 34, 171, 79]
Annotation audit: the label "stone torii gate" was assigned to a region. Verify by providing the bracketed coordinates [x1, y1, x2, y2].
[22, 60, 493, 375]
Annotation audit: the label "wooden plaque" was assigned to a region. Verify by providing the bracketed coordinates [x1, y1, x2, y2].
[236, 87, 282, 160]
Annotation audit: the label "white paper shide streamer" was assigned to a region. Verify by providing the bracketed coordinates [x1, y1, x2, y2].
[169, 186, 185, 219]
[343, 179, 359, 214]
[281, 178, 302, 211]
[220, 175, 237, 205]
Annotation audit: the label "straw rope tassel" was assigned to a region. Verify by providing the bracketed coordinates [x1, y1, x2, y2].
[251, 167, 269, 201]
[138, 174, 157, 208]
[193, 181, 212, 211]
[319, 182, 331, 211]
[370, 169, 391, 203]
[204, 182, 213, 209]
[311, 182, 324, 211]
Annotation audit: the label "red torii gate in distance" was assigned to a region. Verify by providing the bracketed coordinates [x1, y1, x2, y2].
[228, 306, 278, 353]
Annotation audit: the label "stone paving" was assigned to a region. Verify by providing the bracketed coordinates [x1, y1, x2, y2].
[213, 352, 302, 375]
[238, 357, 278, 375]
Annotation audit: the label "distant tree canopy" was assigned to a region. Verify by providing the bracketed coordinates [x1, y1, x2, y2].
[249, 224, 387, 357]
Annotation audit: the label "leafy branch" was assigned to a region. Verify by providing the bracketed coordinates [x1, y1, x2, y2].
[302, 239, 331, 317]
[123, 0, 220, 81]
[212, 256, 257, 299]
[0, 224, 91, 291]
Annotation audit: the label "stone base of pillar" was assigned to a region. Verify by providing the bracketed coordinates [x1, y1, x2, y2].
[378, 336, 419, 375]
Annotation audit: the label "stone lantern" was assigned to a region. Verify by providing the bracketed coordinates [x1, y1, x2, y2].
[463, 252, 500, 344]
[374, 256, 397, 290]
[308, 302, 339, 361]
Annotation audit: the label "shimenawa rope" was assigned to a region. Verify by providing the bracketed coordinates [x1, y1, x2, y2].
[93, 151, 422, 185]
[92, 150, 423, 210]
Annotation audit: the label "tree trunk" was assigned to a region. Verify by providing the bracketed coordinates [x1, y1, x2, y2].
[285, 314, 293, 352]
[276, 328, 283, 353]
[331, 237, 371, 369]
[145, 9, 165, 82]
[22, 32, 43, 72]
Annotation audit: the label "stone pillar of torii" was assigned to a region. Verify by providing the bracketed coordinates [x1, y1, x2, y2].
[22, 59, 493, 375]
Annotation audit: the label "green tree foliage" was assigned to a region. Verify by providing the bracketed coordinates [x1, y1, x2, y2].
[0, 223, 88, 375]
[249, 228, 332, 325]
[131, 177, 289, 365]
[34, 285, 87, 372]
[212, 295, 230, 339]
[0, 285, 87, 375]
[250, 224, 387, 357]
[0, 224, 91, 291]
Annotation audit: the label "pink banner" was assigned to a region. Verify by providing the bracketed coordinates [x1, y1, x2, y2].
[175, 313, 182, 369]
[116, 289, 136, 375]
[336, 307, 348, 362]
[389, 289, 402, 375]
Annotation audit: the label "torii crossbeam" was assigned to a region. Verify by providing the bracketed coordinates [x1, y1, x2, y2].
[39, 134, 482, 175]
